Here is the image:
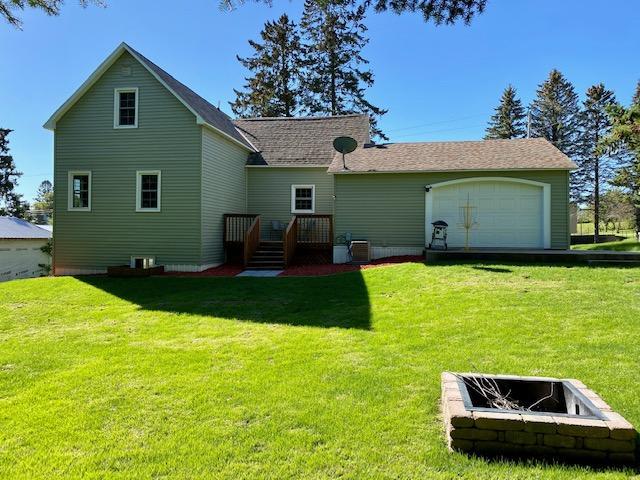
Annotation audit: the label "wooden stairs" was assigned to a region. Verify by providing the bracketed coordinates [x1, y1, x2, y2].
[246, 241, 285, 270]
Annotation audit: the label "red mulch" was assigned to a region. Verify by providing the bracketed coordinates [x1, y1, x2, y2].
[280, 255, 425, 276]
[162, 255, 424, 278]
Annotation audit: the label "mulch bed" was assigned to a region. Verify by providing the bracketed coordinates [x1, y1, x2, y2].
[162, 255, 425, 278]
[280, 255, 425, 276]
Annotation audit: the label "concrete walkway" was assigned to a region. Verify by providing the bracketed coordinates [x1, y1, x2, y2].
[236, 270, 283, 277]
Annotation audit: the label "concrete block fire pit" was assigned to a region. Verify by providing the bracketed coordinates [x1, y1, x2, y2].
[442, 372, 638, 464]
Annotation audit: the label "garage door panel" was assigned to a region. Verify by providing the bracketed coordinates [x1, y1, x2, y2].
[431, 180, 544, 248]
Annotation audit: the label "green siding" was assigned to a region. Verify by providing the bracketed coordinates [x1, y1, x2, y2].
[334, 170, 570, 249]
[246, 167, 334, 238]
[201, 127, 248, 264]
[54, 51, 203, 271]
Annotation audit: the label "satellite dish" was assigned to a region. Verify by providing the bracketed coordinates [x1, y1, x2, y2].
[333, 136, 358, 170]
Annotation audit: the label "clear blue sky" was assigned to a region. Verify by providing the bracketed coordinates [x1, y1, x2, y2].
[1, 0, 639, 201]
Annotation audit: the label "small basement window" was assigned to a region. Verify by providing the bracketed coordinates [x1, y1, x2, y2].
[114, 88, 138, 128]
[136, 170, 161, 212]
[68, 171, 91, 211]
[130, 256, 155, 269]
[291, 184, 315, 213]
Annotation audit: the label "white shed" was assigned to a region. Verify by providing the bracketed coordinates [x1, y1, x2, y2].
[0, 217, 52, 282]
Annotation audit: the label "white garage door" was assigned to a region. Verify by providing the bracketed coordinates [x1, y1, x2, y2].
[429, 179, 546, 248]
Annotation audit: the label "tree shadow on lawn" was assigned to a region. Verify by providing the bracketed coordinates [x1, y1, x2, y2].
[78, 271, 371, 330]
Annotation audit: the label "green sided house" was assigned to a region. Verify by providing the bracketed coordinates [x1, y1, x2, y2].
[44, 43, 575, 274]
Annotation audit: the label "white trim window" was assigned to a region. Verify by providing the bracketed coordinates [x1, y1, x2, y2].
[291, 184, 315, 213]
[68, 171, 91, 211]
[114, 88, 139, 128]
[136, 170, 161, 212]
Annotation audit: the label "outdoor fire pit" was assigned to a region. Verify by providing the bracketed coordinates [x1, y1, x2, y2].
[442, 372, 637, 464]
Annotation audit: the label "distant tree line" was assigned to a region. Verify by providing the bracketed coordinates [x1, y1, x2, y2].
[484, 76, 640, 242]
[0, 128, 53, 221]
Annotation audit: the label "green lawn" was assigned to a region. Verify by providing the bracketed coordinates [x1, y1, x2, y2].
[1, 263, 639, 479]
[572, 238, 640, 252]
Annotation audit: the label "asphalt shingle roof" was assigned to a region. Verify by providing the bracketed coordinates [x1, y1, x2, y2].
[234, 115, 371, 166]
[126, 44, 254, 151]
[328, 138, 576, 173]
[0, 217, 52, 239]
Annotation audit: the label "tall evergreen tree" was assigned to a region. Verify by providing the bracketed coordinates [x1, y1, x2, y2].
[0, 128, 29, 218]
[231, 14, 304, 118]
[33, 180, 54, 212]
[300, 0, 387, 140]
[529, 70, 581, 206]
[484, 85, 526, 139]
[603, 87, 640, 240]
[529, 69, 580, 157]
[222, 0, 487, 26]
[573, 84, 619, 242]
[632, 80, 640, 106]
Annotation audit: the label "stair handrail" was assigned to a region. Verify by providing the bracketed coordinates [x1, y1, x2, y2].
[243, 216, 261, 267]
[283, 216, 298, 267]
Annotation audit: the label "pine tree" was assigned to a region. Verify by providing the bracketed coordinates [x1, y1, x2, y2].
[573, 84, 620, 242]
[231, 14, 304, 118]
[605, 85, 640, 240]
[484, 85, 526, 139]
[221, 0, 487, 27]
[1, 0, 103, 28]
[632, 80, 640, 106]
[2, 192, 31, 219]
[529, 70, 580, 156]
[0, 128, 28, 218]
[300, 0, 387, 140]
[33, 180, 54, 223]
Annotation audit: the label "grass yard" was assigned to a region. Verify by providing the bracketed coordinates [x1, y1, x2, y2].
[1, 262, 639, 479]
[572, 238, 640, 252]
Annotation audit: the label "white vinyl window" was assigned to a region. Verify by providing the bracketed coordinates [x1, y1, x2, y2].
[67, 171, 91, 211]
[291, 184, 315, 213]
[136, 170, 161, 212]
[114, 88, 138, 128]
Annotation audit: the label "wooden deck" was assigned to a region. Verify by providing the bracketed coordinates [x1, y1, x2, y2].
[425, 248, 640, 265]
[225, 213, 333, 267]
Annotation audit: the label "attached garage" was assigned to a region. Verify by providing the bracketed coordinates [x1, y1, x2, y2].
[329, 138, 575, 262]
[426, 177, 550, 249]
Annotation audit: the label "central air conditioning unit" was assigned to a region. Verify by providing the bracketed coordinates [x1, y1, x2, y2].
[350, 240, 370, 263]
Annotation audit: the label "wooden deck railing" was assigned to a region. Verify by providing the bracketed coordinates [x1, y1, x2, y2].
[283, 216, 298, 267]
[243, 216, 261, 267]
[295, 214, 333, 247]
[223, 214, 259, 245]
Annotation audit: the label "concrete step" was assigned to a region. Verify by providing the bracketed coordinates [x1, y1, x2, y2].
[246, 265, 285, 270]
[425, 249, 640, 264]
[587, 259, 640, 266]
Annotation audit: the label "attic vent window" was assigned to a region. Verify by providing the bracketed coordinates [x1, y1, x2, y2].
[114, 88, 138, 128]
[121, 65, 132, 76]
